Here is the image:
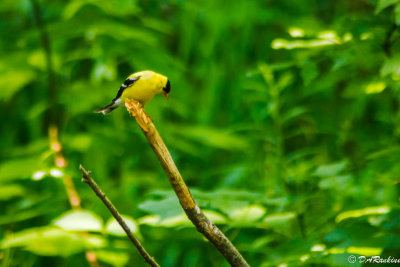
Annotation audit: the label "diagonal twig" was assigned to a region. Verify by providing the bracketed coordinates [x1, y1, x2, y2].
[31, 0, 99, 265]
[79, 165, 160, 267]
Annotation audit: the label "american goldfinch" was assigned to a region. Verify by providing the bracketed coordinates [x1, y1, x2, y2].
[95, 70, 171, 115]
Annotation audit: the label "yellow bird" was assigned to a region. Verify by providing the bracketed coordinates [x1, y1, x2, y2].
[95, 70, 171, 115]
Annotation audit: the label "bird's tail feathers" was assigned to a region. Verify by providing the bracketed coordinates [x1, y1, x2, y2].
[95, 101, 119, 115]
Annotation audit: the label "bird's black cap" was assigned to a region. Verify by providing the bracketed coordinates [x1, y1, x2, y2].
[163, 80, 171, 94]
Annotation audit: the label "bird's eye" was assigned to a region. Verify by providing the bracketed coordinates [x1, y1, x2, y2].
[163, 80, 171, 93]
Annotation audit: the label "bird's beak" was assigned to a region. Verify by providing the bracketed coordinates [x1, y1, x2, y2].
[163, 92, 169, 100]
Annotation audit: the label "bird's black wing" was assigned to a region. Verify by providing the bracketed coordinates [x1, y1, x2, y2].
[112, 76, 141, 101]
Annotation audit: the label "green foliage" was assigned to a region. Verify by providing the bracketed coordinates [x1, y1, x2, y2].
[2, 226, 105, 256]
[1, 0, 400, 266]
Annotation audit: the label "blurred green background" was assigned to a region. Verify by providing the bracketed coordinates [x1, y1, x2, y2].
[1, 0, 400, 266]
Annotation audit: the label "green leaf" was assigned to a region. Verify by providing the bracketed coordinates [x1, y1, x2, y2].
[366, 146, 400, 160]
[336, 206, 391, 223]
[0, 206, 54, 226]
[91, 60, 117, 82]
[88, 21, 159, 46]
[203, 210, 227, 224]
[230, 205, 266, 225]
[63, 0, 139, 20]
[301, 62, 319, 86]
[192, 189, 266, 203]
[0, 184, 25, 200]
[276, 72, 294, 91]
[105, 216, 139, 236]
[282, 107, 307, 124]
[170, 126, 247, 150]
[138, 196, 182, 219]
[380, 55, 400, 78]
[138, 214, 190, 228]
[364, 81, 386, 94]
[53, 210, 103, 232]
[260, 212, 296, 226]
[96, 250, 130, 267]
[271, 38, 337, 50]
[0, 157, 45, 183]
[1, 226, 105, 256]
[313, 161, 347, 177]
[0, 69, 34, 101]
[318, 175, 353, 190]
[64, 134, 93, 152]
[258, 62, 274, 87]
[138, 209, 226, 228]
[61, 81, 106, 116]
[346, 246, 383, 256]
[396, 4, 400, 24]
[191, 188, 286, 214]
[375, 0, 399, 14]
[27, 50, 61, 72]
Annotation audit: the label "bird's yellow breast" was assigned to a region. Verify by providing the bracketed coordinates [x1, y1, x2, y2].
[120, 71, 167, 105]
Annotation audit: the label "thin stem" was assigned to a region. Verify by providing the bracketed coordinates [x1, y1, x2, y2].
[383, 23, 398, 57]
[79, 165, 160, 267]
[125, 99, 249, 267]
[31, 1, 99, 265]
[30, 0, 57, 128]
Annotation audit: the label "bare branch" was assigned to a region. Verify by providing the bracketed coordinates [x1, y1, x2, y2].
[125, 99, 249, 267]
[79, 165, 160, 267]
